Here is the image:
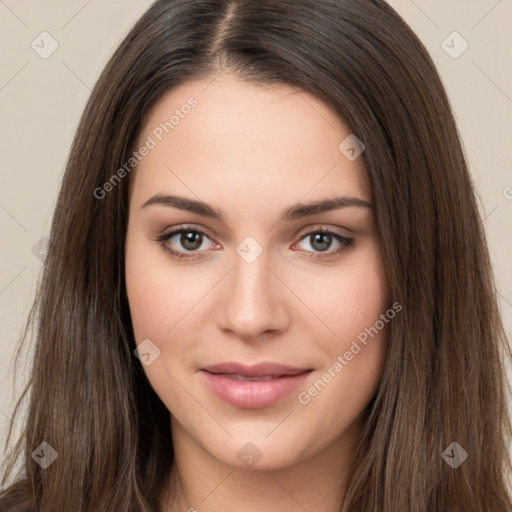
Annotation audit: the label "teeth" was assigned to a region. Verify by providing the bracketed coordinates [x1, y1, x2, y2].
[220, 373, 281, 381]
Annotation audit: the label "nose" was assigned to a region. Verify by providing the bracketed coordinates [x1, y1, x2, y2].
[215, 249, 291, 342]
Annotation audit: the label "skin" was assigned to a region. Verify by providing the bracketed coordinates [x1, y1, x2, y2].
[125, 72, 391, 512]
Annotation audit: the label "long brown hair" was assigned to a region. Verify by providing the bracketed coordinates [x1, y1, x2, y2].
[1, 0, 511, 510]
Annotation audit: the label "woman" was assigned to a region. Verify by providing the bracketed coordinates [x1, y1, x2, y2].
[1, 0, 511, 510]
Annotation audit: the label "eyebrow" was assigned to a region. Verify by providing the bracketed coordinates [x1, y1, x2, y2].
[141, 194, 372, 222]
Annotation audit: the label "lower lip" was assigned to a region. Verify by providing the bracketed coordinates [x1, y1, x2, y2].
[200, 370, 312, 409]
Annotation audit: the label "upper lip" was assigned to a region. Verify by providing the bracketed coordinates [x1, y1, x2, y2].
[201, 362, 311, 377]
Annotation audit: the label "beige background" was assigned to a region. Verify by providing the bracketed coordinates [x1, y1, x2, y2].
[1, 0, 511, 459]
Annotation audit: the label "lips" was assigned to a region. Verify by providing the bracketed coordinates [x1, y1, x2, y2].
[215, 374, 285, 381]
[201, 361, 310, 378]
[200, 362, 313, 409]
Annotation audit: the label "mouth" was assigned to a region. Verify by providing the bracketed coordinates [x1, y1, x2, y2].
[201, 361, 311, 377]
[200, 362, 313, 409]
[209, 373, 302, 381]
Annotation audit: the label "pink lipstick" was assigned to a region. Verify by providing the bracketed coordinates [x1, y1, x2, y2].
[200, 362, 312, 409]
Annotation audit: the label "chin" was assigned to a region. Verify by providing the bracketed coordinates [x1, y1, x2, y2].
[204, 432, 310, 472]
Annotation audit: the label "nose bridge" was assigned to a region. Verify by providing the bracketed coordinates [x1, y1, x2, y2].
[232, 248, 271, 301]
[217, 241, 289, 338]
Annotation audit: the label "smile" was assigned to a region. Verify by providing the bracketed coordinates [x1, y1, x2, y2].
[200, 363, 313, 409]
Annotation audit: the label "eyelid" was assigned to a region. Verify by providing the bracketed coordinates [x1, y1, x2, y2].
[156, 223, 218, 243]
[157, 223, 351, 243]
[293, 223, 352, 240]
[155, 223, 353, 260]
[291, 226, 353, 258]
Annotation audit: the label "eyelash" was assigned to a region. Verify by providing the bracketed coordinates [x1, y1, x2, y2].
[155, 224, 354, 261]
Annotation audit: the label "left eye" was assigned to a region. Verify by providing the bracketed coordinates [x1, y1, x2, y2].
[293, 230, 353, 256]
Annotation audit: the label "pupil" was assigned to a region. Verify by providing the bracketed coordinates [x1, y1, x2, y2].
[181, 231, 202, 250]
[312, 233, 331, 251]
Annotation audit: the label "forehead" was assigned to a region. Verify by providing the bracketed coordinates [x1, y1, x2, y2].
[130, 73, 371, 209]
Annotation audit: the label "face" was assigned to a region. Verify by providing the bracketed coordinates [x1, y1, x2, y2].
[125, 73, 391, 471]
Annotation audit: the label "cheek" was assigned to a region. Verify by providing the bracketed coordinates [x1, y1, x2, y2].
[125, 249, 166, 342]
[125, 234, 207, 342]
[291, 241, 390, 345]
[334, 262, 389, 340]
[125, 234, 197, 411]
[296, 247, 390, 420]
[291, 242, 390, 401]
